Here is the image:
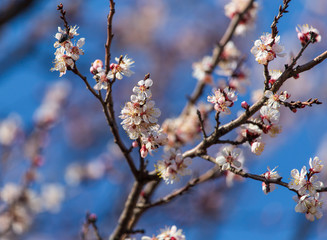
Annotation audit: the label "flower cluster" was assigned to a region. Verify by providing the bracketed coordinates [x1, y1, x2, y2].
[216, 147, 243, 170]
[294, 193, 323, 222]
[261, 167, 281, 194]
[34, 81, 71, 128]
[65, 158, 111, 186]
[251, 33, 285, 65]
[289, 157, 324, 221]
[207, 87, 237, 114]
[242, 87, 289, 155]
[0, 114, 23, 147]
[156, 148, 192, 184]
[120, 78, 167, 158]
[192, 56, 213, 83]
[296, 24, 321, 46]
[90, 56, 134, 90]
[142, 225, 186, 240]
[267, 69, 282, 86]
[224, 0, 258, 35]
[162, 104, 210, 149]
[0, 183, 65, 235]
[240, 123, 265, 155]
[51, 26, 85, 76]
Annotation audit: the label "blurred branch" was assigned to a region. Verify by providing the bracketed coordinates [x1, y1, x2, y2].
[182, 0, 255, 115]
[0, 0, 36, 28]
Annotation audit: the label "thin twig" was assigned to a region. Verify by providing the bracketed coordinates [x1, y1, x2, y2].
[281, 98, 322, 112]
[271, 0, 292, 38]
[105, 0, 115, 74]
[217, 138, 248, 145]
[72, 67, 101, 100]
[138, 166, 221, 210]
[200, 155, 298, 194]
[196, 110, 207, 139]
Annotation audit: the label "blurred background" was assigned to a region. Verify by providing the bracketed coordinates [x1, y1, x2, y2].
[0, 0, 327, 239]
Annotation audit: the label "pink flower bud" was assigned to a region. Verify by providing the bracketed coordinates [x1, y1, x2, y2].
[32, 155, 44, 167]
[132, 141, 138, 148]
[88, 213, 97, 222]
[140, 145, 148, 158]
[90, 66, 96, 74]
[293, 74, 299, 79]
[241, 101, 249, 109]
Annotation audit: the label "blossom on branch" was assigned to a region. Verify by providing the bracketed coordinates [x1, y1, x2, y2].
[216, 147, 243, 170]
[51, 25, 85, 76]
[309, 156, 323, 174]
[250, 141, 265, 155]
[107, 55, 134, 80]
[264, 90, 288, 109]
[192, 56, 213, 83]
[251, 33, 285, 65]
[288, 166, 307, 192]
[156, 149, 192, 184]
[262, 167, 280, 194]
[296, 24, 321, 46]
[224, 0, 258, 35]
[142, 225, 186, 240]
[267, 70, 282, 85]
[260, 105, 280, 125]
[207, 87, 237, 114]
[120, 77, 167, 157]
[162, 103, 210, 149]
[294, 194, 323, 221]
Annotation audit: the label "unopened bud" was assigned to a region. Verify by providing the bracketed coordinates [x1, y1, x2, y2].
[88, 213, 97, 223]
[241, 101, 249, 110]
[132, 141, 138, 148]
[90, 66, 96, 74]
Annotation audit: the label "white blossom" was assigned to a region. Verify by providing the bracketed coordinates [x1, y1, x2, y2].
[260, 105, 280, 125]
[40, 184, 65, 213]
[251, 141, 265, 155]
[296, 24, 321, 46]
[216, 147, 243, 170]
[156, 225, 186, 240]
[294, 194, 323, 221]
[192, 56, 213, 83]
[132, 79, 153, 102]
[251, 33, 285, 65]
[289, 166, 307, 191]
[309, 156, 323, 173]
[262, 167, 280, 194]
[264, 90, 287, 109]
[225, 0, 258, 35]
[107, 55, 134, 80]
